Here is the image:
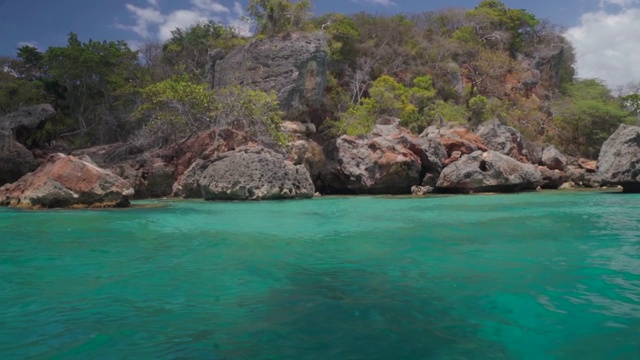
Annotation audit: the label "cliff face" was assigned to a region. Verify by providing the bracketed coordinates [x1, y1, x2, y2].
[212, 32, 329, 121]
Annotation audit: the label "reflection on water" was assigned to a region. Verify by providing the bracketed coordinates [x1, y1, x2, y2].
[0, 191, 639, 359]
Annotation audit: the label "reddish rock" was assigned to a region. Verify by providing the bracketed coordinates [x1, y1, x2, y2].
[422, 125, 488, 157]
[171, 128, 255, 178]
[321, 135, 423, 194]
[579, 158, 597, 172]
[0, 153, 133, 208]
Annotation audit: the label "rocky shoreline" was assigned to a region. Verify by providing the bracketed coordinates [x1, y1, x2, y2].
[1, 104, 635, 209]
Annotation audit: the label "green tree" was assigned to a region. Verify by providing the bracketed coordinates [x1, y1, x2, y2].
[247, 0, 312, 36]
[326, 74, 436, 136]
[553, 79, 636, 157]
[162, 21, 245, 82]
[134, 76, 285, 148]
[42, 33, 142, 145]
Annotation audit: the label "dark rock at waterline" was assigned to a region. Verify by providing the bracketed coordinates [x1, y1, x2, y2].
[436, 150, 542, 193]
[0, 153, 133, 208]
[538, 166, 569, 189]
[597, 124, 640, 192]
[178, 146, 314, 200]
[0, 104, 56, 185]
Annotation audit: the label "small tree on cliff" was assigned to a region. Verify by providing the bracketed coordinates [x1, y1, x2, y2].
[247, 0, 312, 36]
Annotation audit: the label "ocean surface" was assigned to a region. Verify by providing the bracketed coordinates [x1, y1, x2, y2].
[1, 191, 639, 359]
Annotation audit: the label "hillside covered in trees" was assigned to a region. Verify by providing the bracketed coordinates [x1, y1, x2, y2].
[1, 0, 638, 159]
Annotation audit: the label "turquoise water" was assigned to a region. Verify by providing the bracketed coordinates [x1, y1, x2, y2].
[1, 192, 640, 359]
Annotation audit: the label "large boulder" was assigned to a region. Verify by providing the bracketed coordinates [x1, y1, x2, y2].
[214, 32, 328, 118]
[0, 153, 133, 208]
[421, 125, 488, 159]
[538, 166, 569, 189]
[321, 120, 447, 194]
[0, 104, 56, 184]
[436, 150, 542, 193]
[598, 124, 640, 192]
[178, 146, 314, 200]
[476, 120, 528, 162]
[322, 135, 422, 194]
[542, 145, 567, 171]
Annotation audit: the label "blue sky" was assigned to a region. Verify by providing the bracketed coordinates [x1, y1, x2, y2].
[0, 0, 639, 88]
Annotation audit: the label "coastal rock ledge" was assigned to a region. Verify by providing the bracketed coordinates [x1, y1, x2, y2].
[176, 146, 315, 200]
[598, 124, 640, 192]
[0, 153, 134, 209]
[436, 150, 542, 193]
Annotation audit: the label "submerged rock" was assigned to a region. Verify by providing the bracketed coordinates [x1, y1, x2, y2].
[0, 153, 133, 208]
[436, 150, 542, 193]
[179, 146, 314, 200]
[597, 124, 640, 192]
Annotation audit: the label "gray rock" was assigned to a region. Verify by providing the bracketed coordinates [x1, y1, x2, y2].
[558, 182, 576, 190]
[189, 146, 314, 200]
[321, 134, 423, 195]
[523, 139, 544, 165]
[538, 166, 569, 189]
[542, 145, 567, 171]
[476, 120, 528, 162]
[321, 120, 448, 194]
[567, 167, 602, 188]
[597, 124, 640, 192]
[0, 104, 56, 184]
[398, 135, 448, 187]
[436, 150, 542, 193]
[411, 185, 434, 195]
[214, 32, 328, 118]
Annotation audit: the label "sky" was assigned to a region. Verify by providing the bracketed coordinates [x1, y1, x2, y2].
[0, 0, 639, 89]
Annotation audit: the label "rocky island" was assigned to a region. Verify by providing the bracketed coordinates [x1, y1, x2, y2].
[1, 0, 638, 208]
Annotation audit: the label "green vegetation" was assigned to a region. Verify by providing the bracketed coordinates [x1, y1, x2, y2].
[0, 0, 636, 158]
[552, 79, 636, 157]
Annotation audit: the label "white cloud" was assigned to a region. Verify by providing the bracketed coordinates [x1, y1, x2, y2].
[191, 0, 229, 13]
[229, 1, 251, 36]
[117, 0, 250, 42]
[599, 0, 638, 8]
[158, 10, 211, 41]
[17, 41, 40, 49]
[565, 8, 640, 88]
[116, 4, 164, 38]
[351, 0, 396, 6]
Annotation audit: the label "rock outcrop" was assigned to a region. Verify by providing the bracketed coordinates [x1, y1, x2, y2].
[436, 150, 542, 193]
[72, 128, 254, 199]
[0, 104, 57, 185]
[0, 153, 133, 208]
[177, 146, 314, 200]
[542, 145, 567, 171]
[538, 166, 569, 189]
[321, 120, 446, 194]
[598, 124, 640, 192]
[214, 32, 328, 118]
[422, 125, 488, 158]
[476, 120, 528, 162]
